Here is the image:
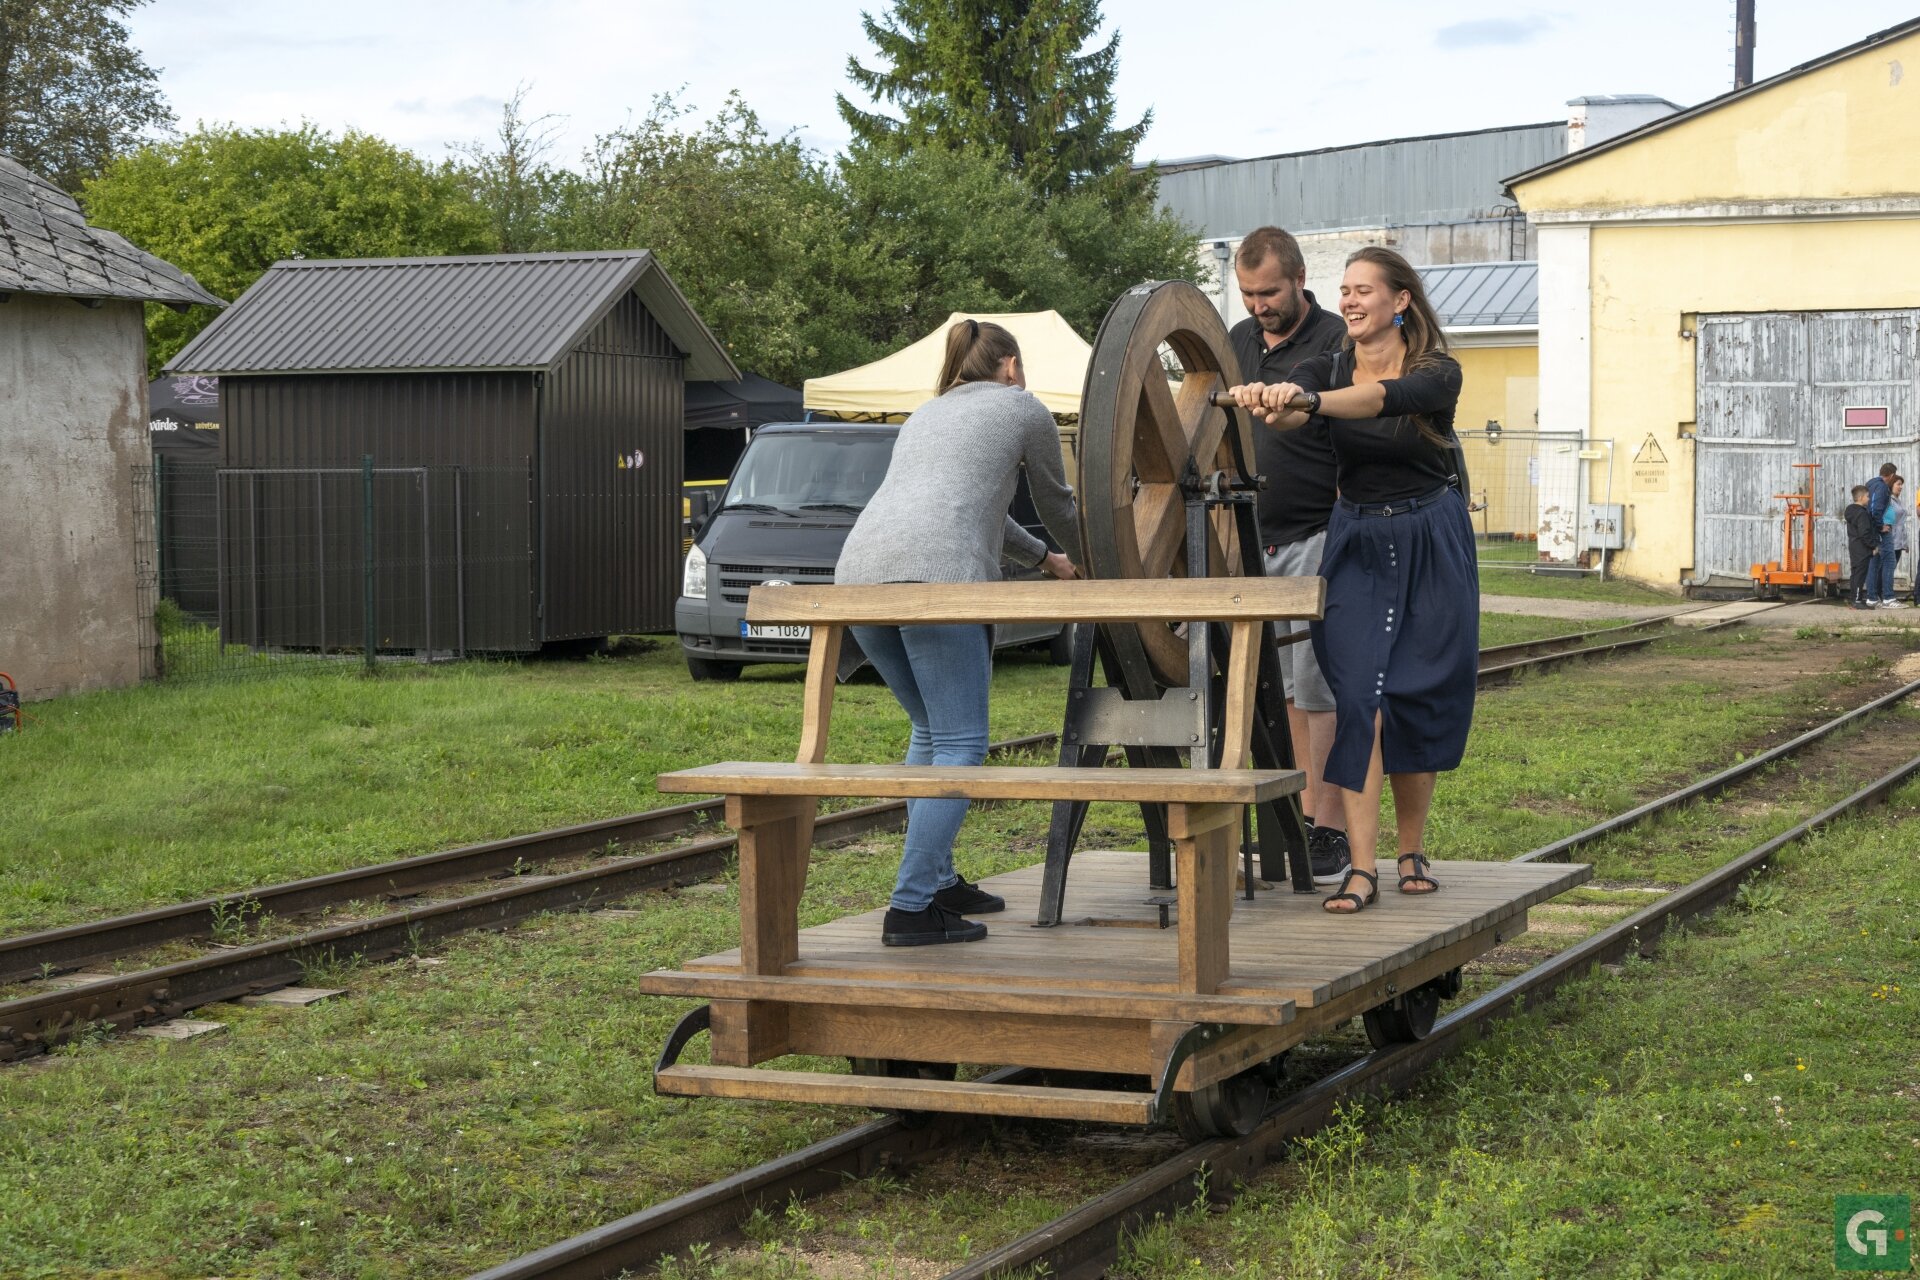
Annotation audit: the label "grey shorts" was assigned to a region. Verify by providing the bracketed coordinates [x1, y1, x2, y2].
[1263, 531, 1335, 712]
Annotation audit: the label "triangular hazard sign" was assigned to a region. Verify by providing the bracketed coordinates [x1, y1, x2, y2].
[1633, 435, 1668, 465]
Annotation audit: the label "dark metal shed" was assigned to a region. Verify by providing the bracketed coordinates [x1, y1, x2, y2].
[165, 250, 738, 654]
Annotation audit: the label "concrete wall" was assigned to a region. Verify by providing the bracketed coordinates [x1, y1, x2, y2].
[1197, 220, 1534, 326]
[0, 296, 151, 700]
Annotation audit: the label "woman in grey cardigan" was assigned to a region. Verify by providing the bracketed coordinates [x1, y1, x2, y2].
[836, 319, 1083, 946]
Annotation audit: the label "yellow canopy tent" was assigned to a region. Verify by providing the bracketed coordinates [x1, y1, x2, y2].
[802, 310, 1091, 423]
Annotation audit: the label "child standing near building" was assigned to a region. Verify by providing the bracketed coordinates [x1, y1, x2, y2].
[1845, 485, 1881, 609]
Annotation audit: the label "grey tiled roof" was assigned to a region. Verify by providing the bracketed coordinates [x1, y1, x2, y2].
[0, 155, 223, 306]
[1419, 260, 1538, 328]
[167, 250, 739, 381]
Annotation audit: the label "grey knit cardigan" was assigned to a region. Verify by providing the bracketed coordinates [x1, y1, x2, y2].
[836, 380, 1083, 585]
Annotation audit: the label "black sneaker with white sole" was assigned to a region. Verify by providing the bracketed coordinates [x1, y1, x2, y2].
[881, 902, 989, 946]
[1309, 826, 1352, 885]
[932, 875, 1005, 915]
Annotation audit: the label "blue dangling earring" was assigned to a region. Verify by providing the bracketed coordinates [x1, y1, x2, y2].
[1393, 312, 1405, 328]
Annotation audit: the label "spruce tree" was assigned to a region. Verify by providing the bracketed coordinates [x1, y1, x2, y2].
[838, 0, 1150, 199]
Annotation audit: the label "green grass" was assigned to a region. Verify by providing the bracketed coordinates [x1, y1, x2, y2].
[1478, 563, 1681, 606]
[1477, 614, 1631, 648]
[1114, 786, 1920, 1280]
[0, 614, 1627, 937]
[2, 625, 1910, 1278]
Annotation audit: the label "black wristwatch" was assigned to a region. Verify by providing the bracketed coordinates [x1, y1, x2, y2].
[1304, 390, 1321, 415]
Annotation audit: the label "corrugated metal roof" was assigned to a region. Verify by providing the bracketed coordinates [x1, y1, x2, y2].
[1420, 260, 1537, 328]
[167, 250, 739, 381]
[0, 154, 223, 306]
[1155, 123, 1566, 241]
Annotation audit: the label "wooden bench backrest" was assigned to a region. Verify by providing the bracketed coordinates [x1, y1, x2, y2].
[747, 578, 1323, 627]
[766, 577, 1325, 771]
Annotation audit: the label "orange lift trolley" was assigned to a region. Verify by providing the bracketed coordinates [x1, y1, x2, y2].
[1751, 462, 1842, 598]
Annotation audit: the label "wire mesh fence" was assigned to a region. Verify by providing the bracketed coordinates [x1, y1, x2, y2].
[135, 460, 536, 683]
[1456, 430, 1618, 577]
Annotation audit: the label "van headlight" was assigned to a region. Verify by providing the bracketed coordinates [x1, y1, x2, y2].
[683, 543, 708, 599]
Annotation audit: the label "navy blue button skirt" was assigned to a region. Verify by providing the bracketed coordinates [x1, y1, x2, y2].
[1309, 487, 1479, 791]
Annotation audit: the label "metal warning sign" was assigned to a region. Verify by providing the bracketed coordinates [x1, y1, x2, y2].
[1631, 434, 1668, 493]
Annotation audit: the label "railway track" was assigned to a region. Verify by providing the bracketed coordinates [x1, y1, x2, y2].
[0, 608, 1754, 1062]
[462, 673, 1920, 1280]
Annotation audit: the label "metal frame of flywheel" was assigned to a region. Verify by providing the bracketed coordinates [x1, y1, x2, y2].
[1034, 282, 1314, 929]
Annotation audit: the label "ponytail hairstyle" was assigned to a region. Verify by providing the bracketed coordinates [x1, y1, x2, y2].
[1343, 246, 1454, 447]
[936, 318, 1022, 394]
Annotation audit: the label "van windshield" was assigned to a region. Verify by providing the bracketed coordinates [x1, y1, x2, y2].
[722, 431, 897, 514]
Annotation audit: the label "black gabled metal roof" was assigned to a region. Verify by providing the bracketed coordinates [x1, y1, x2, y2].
[166, 249, 740, 381]
[0, 154, 223, 307]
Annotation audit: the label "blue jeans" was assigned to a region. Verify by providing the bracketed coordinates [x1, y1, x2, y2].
[1875, 529, 1899, 602]
[851, 624, 992, 911]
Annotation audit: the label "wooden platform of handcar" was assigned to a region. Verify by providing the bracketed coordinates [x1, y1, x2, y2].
[642, 850, 1590, 1123]
[639, 579, 1590, 1127]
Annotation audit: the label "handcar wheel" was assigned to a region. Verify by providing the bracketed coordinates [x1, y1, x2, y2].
[1361, 980, 1444, 1049]
[1171, 1065, 1272, 1142]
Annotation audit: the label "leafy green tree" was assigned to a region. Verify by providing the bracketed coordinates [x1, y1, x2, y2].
[0, 0, 171, 193]
[80, 124, 492, 372]
[453, 84, 565, 253]
[839, 140, 1202, 348]
[839, 0, 1148, 199]
[550, 93, 894, 386]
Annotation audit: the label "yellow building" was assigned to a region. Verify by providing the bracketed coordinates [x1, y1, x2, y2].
[1508, 17, 1920, 590]
[1421, 262, 1556, 551]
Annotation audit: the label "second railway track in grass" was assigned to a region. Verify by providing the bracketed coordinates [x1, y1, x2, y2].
[0, 608, 1768, 1062]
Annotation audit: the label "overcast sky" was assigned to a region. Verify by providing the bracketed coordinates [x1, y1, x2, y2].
[127, 2, 1917, 167]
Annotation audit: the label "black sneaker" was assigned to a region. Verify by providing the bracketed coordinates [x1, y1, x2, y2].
[933, 875, 1006, 915]
[882, 902, 988, 947]
[1309, 826, 1352, 885]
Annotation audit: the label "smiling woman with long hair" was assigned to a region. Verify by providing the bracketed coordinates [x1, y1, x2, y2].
[1229, 246, 1473, 916]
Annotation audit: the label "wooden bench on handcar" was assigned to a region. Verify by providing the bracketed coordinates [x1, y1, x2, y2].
[642, 577, 1323, 1127]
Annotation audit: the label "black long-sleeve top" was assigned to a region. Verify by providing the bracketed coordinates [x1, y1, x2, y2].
[1845, 502, 1882, 553]
[1288, 350, 1464, 504]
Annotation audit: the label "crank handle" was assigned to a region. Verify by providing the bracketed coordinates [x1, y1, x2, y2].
[1209, 390, 1315, 412]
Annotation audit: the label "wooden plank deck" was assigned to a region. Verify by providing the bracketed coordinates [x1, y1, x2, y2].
[668, 851, 1591, 1009]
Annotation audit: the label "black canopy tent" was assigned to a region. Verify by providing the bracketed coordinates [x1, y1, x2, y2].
[683, 373, 802, 480]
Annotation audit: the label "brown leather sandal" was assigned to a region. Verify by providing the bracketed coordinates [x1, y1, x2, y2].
[1397, 852, 1440, 894]
[1322, 866, 1378, 914]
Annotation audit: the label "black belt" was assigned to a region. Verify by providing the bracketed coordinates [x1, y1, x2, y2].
[1338, 486, 1452, 519]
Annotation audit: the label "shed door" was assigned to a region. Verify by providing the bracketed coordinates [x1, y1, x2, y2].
[1695, 310, 1919, 581]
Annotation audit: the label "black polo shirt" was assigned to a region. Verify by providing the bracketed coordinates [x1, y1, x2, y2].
[1230, 292, 1347, 546]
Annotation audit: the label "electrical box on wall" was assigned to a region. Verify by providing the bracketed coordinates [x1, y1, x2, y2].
[1585, 503, 1625, 550]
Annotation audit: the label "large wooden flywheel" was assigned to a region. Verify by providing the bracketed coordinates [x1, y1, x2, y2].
[1078, 280, 1257, 690]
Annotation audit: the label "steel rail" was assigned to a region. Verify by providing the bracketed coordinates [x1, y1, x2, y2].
[1, 606, 1733, 986]
[457, 673, 1916, 1280]
[939, 746, 1920, 1280]
[1476, 608, 1777, 684]
[464, 1069, 1028, 1280]
[0, 616, 1790, 1055]
[1516, 673, 1920, 863]
[1474, 604, 1714, 665]
[0, 732, 1059, 985]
